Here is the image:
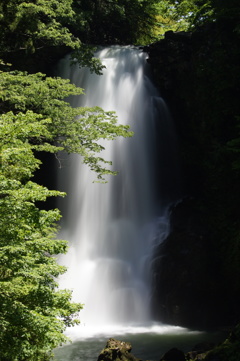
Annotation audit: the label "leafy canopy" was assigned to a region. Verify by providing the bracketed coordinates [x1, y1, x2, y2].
[157, 0, 240, 30]
[0, 109, 82, 361]
[0, 0, 75, 52]
[0, 68, 133, 180]
[71, 0, 167, 45]
[0, 0, 104, 73]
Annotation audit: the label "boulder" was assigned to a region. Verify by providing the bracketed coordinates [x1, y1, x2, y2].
[160, 347, 185, 361]
[97, 338, 142, 361]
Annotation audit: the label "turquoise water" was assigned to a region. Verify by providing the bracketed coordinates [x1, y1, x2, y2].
[54, 326, 225, 361]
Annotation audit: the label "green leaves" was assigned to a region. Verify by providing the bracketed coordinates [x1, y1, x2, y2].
[0, 68, 133, 180]
[0, 106, 81, 359]
[0, 0, 78, 54]
[0, 111, 57, 181]
[157, 0, 240, 30]
[71, 44, 106, 74]
[71, 0, 168, 45]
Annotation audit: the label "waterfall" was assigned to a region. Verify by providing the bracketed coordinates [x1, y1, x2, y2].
[56, 46, 177, 337]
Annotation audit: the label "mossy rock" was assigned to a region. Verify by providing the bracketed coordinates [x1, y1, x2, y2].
[204, 325, 240, 361]
[97, 338, 142, 361]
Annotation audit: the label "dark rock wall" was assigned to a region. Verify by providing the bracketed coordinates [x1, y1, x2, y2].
[151, 198, 223, 329]
[146, 22, 240, 329]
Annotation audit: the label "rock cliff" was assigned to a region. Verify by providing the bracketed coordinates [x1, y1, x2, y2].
[146, 21, 240, 329]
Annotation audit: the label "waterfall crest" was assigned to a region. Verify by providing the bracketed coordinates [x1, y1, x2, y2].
[57, 46, 176, 336]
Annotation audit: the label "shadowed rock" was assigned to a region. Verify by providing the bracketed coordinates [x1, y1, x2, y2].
[160, 347, 185, 361]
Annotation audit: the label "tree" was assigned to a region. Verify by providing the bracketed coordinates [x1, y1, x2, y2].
[0, 110, 82, 361]
[0, 0, 104, 73]
[154, 0, 213, 29]
[157, 0, 240, 30]
[0, 68, 132, 179]
[68, 0, 167, 45]
[0, 0, 76, 53]
[0, 0, 176, 71]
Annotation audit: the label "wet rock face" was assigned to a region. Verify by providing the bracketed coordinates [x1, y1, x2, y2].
[97, 338, 142, 361]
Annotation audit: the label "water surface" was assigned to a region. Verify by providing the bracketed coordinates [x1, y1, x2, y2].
[54, 324, 225, 361]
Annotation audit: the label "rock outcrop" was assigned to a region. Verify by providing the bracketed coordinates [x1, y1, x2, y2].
[160, 347, 186, 361]
[97, 338, 142, 361]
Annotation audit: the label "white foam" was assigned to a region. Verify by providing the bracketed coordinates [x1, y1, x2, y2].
[64, 322, 201, 341]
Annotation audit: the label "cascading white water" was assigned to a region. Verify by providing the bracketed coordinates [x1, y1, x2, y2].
[56, 46, 176, 337]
